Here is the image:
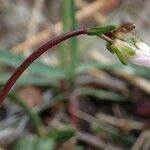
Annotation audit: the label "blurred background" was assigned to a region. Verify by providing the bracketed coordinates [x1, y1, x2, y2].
[0, 0, 150, 149]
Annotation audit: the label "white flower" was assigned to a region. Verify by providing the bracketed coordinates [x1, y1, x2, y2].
[130, 41, 150, 67]
[107, 38, 150, 67]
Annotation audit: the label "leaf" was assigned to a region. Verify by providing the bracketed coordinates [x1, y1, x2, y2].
[76, 87, 130, 102]
[92, 126, 135, 145]
[87, 25, 116, 36]
[128, 64, 150, 78]
[62, 0, 77, 33]
[59, 0, 78, 78]
[0, 50, 65, 78]
[48, 129, 75, 143]
[34, 138, 55, 150]
[75, 62, 122, 74]
[12, 138, 35, 150]
[0, 73, 58, 86]
[12, 137, 55, 150]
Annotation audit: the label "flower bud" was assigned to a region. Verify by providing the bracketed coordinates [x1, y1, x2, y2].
[107, 33, 150, 67]
[130, 41, 150, 67]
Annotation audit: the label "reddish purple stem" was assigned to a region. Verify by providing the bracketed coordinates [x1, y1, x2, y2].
[0, 28, 87, 106]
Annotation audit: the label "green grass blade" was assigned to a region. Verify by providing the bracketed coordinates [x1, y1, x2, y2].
[93, 126, 136, 145]
[48, 129, 75, 142]
[59, 0, 78, 79]
[0, 73, 60, 86]
[9, 93, 46, 137]
[0, 72, 64, 86]
[75, 87, 130, 102]
[0, 50, 65, 79]
[75, 62, 122, 74]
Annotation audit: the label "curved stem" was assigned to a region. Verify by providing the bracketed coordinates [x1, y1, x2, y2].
[0, 28, 87, 106]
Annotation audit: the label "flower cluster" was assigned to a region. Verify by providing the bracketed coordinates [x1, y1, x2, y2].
[106, 24, 150, 67]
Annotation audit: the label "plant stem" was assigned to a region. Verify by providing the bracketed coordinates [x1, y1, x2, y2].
[99, 34, 113, 43]
[0, 28, 87, 106]
[61, 0, 78, 87]
[0, 27, 114, 106]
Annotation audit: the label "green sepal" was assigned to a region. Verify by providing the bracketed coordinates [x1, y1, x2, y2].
[106, 42, 114, 54]
[87, 25, 116, 36]
[114, 40, 136, 56]
[110, 45, 128, 65]
[115, 50, 128, 65]
[121, 45, 136, 56]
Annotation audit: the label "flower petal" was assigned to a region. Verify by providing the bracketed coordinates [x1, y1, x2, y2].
[136, 42, 150, 53]
[130, 51, 150, 67]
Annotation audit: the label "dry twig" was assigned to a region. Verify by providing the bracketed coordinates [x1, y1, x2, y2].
[77, 131, 121, 150]
[11, 0, 106, 53]
[96, 113, 145, 131]
[88, 50, 150, 95]
[76, 0, 107, 24]
[26, 0, 45, 39]
[131, 130, 150, 150]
